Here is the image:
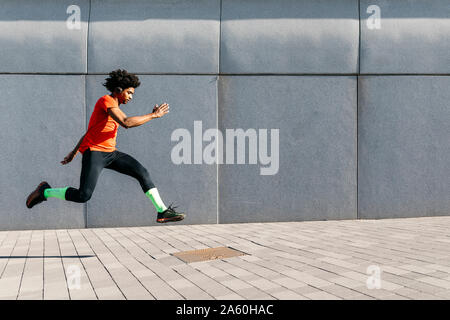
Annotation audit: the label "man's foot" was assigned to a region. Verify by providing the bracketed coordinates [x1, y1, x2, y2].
[157, 204, 185, 223]
[26, 181, 51, 209]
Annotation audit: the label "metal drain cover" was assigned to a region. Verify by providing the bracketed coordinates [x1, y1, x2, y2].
[173, 247, 247, 263]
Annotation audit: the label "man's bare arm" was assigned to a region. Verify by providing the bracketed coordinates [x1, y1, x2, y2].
[107, 103, 169, 129]
[61, 133, 86, 165]
[73, 133, 86, 153]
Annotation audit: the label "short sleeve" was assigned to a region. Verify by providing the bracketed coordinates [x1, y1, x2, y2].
[99, 95, 118, 111]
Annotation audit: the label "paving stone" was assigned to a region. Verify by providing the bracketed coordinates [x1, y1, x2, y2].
[271, 277, 308, 289]
[303, 291, 342, 300]
[194, 281, 234, 299]
[93, 286, 125, 300]
[328, 276, 363, 289]
[16, 290, 43, 300]
[215, 293, 245, 300]
[415, 276, 450, 290]
[380, 265, 412, 276]
[292, 285, 323, 296]
[345, 294, 376, 300]
[224, 267, 254, 278]
[426, 271, 450, 279]
[320, 285, 365, 299]
[318, 257, 358, 269]
[434, 291, 450, 299]
[140, 278, 183, 300]
[394, 287, 443, 300]
[379, 280, 404, 291]
[280, 270, 333, 288]
[398, 264, 435, 275]
[402, 279, 448, 295]
[352, 286, 408, 300]
[167, 281, 213, 300]
[197, 267, 230, 279]
[220, 278, 254, 291]
[2, 217, 450, 300]
[246, 278, 282, 291]
[379, 294, 410, 300]
[270, 290, 309, 300]
[167, 278, 196, 290]
[235, 287, 275, 300]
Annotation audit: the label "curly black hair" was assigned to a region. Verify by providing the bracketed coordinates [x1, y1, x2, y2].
[103, 69, 141, 93]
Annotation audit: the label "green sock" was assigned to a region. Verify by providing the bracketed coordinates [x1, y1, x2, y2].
[145, 188, 167, 213]
[44, 187, 68, 200]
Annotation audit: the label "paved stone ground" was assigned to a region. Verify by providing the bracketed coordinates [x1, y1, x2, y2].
[0, 216, 450, 300]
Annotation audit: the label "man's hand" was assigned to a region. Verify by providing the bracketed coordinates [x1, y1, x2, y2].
[61, 150, 77, 165]
[152, 103, 169, 118]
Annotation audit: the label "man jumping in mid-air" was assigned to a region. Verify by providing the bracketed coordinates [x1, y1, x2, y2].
[26, 69, 185, 223]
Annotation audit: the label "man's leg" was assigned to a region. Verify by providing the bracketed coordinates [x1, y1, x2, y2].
[105, 151, 185, 222]
[45, 150, 104, 203]
[64, 150, 105, 203]
[26, 150, 105, 208]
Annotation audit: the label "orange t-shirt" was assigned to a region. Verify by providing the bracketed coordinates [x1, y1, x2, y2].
[79, 95, 120, 154]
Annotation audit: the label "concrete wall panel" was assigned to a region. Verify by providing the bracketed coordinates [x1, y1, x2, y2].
[0, 75, 85, 230]
[0, 0, 89, 73]
[360, 0, 450, 74]
[220, 0, 359, 74]
[85, 75, 217, 228]
[358, 76, 450, 219]
[218, 76, 357, 223]
[88, 0, 220, 74]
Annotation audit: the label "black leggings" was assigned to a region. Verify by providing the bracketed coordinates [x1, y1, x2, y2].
[65, 149, 155, 203]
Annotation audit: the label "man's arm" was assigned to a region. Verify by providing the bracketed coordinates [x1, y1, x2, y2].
[72, 133, 86, 154]
[107, 103, 169, 129]
[61, 133, 86, 165]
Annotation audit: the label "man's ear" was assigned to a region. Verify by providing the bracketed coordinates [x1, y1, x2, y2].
[114, 87, 123, 94]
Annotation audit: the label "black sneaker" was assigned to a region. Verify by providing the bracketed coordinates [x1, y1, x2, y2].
[26, 181, 51, 209]
[157, 204, 185, 223]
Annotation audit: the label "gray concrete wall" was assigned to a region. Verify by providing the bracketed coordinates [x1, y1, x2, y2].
[0, 0, 449, 230]
[0, 75, 86, 230]
[88, 0, 220, 74]
[360, 0, 450, 74]
[220, 0, 359, 73]
[218, 76, 357, 223]
[0, 0, 89, 73]
[358, 76, 450, 219]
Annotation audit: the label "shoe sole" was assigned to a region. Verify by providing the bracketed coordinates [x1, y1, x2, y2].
[26, 181, 50, 209]
[157, 214, 185, 223]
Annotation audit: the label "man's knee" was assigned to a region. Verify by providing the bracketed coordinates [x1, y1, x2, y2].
[79, 189, 93, 203]
[136, 167, 151, 182]
[138, 166, 149, 178]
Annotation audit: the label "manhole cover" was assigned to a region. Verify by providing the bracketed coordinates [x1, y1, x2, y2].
[173, 247, 247, 263]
